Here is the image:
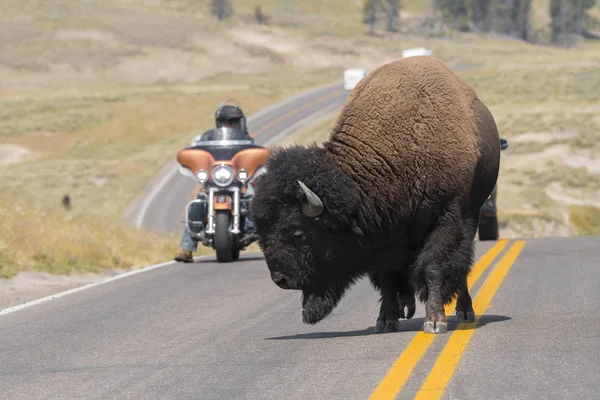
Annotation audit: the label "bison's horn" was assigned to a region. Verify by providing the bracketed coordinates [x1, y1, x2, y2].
[298, 180, 324, 217]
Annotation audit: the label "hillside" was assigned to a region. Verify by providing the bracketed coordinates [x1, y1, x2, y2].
[3, 1, 599, 88]
[0, 0, 599, 282]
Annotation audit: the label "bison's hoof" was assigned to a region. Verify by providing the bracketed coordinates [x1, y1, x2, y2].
[423, 320, 448, 334]
[374, 319, 400, 333]
[456, 310, 476, 323]
[383, 320, 400, 333]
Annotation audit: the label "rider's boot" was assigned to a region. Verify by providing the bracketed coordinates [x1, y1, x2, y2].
[174, 249, 194, 263]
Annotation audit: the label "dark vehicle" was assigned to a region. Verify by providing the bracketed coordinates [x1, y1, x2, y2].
[177, 126, 270, 262]
[478, 138, 509, 241]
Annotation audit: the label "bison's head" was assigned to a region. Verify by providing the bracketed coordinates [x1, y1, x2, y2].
[250, 144, 369, 325]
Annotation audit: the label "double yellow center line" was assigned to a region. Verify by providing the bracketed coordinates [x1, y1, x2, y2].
[369, 239, 526, 400]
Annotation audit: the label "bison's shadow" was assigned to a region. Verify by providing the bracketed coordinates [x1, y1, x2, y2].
[264, 314, 511, 340]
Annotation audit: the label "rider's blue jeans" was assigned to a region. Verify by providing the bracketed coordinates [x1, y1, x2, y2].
[181, 227, 198, 252]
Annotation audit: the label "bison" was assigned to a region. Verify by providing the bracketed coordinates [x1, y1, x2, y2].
[249, 56, 501, 334]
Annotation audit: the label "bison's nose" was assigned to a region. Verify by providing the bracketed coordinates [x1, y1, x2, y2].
[270, 270, 296, 289]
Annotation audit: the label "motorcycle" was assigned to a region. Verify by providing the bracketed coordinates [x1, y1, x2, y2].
[177, 126, 270, 262]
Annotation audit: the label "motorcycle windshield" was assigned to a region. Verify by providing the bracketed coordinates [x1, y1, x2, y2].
[190, 127, 253, 147]
[188, 127, 259, 161]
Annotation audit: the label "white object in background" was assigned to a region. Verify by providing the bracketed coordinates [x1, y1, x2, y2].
[343, 68, 368, 91]
[402, 47, 433, 58]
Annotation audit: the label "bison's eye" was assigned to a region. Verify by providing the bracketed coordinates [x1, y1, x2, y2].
[292, 230, 304, 238]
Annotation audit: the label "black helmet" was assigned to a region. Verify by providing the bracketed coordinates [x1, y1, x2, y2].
[215, 99, 247, 133]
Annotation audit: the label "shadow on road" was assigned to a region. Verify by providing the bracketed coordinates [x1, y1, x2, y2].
[265, 327, 375, 340]
[264, 314, 511, 340]
[195, 253, 265, 264]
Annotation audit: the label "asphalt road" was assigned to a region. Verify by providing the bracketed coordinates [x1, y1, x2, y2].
[1, 236, 599, 399]
[2, 84, 599, 400]
[128, 81, 350, 234]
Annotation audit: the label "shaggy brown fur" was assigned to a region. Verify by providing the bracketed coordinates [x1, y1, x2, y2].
[326, 56, 481, 229]
[250, 56, 501, 334]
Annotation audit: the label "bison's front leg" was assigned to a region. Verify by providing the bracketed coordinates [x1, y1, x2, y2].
[368, 271, 416, 325]
[373, 270, 403, 333]
[455, 277, 476, 323]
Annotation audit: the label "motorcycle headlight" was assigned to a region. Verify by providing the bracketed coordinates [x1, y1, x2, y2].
[197, 170, 208, 183]
[237, 169, 249, 182]
[212, 164, 234, 187]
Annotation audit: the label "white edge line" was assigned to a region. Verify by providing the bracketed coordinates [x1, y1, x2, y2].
[131, 81, 342, 229]
[134, 164, 179, 229]
[0, 256, 209, 316]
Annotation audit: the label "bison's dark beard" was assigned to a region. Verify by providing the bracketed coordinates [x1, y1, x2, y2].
[300, 255, 367, 324]
[300, 266, 364, 324]
[301, 288, 342, 324]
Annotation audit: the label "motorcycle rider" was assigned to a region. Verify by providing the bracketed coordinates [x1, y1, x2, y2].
[174, 101, 258, 263]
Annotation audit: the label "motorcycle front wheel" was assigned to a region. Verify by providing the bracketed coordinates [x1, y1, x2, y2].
[214, 211, 239, 262]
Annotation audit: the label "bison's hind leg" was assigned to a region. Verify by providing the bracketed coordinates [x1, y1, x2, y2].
[453, 213, 480, 323]
[413, 206, 478, 334]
